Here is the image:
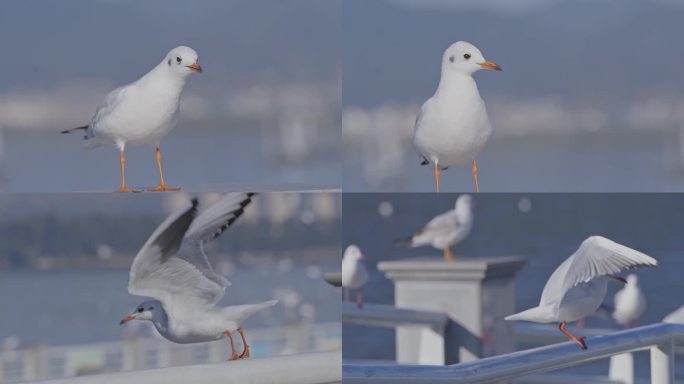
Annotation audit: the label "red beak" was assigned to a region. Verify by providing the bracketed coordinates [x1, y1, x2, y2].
[119, 314, 135, 325]
[186, 63, 203, 73]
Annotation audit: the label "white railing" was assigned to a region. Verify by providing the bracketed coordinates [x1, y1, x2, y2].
[1, 322, 340, 383]
[32, 351, 341, 384]
[343, 322, 684, 383]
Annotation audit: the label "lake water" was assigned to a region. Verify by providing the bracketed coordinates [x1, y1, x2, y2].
[0, 262, 340, 347]
[342, 193, 684, 378]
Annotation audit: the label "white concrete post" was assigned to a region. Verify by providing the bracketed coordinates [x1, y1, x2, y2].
[378, 256, 527, 364]
[650, 340, 674, 384]
[22, 344, 49, 381]
[609, 353, 634, 384]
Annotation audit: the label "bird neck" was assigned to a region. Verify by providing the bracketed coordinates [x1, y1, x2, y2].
[141, 63, 188, 91]
[435, 72, 479, 100]
[151, 306, 170, 335]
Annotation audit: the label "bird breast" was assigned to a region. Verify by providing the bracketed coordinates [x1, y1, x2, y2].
[557, 278, 608, 323]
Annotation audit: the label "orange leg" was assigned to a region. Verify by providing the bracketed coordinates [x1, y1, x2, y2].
[559, 322, 587, 350]
[238, 328, 250, 359]
[433, 163, 441, 192]
[148, 147, 180, 192]
[343, 288, 350, 303]
[444, 246, 455, 262]
[117, 150, 141, 193]
[472, 159, 480, 193]
[225, 331, 240, 360]
[356, 289, 363, 309]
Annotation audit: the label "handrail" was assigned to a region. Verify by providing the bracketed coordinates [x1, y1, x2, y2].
[31, 351, 341, 384]
[343, 323, 684, 383]
[343, 303, 448, 329]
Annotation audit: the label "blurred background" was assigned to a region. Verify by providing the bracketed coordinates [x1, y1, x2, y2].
[343, 193, 684, 378]
[0, 192, 340, 382]
[343, 0, 684, 191]
[0, 0, 340, 192]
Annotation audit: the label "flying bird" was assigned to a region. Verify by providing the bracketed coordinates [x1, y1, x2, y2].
[342, 244, 369, 308]
[62, 46, 203, 192]
[505, 236, 657, 350]
[413, 41, 501, 192]
[120, 193, 278, 361]
[612, 274, 646, 328]
[395, 194, 474, 261]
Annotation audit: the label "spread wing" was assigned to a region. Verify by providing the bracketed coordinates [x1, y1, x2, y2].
[540, 236, 657, 306]
[176, 192, 256, 298]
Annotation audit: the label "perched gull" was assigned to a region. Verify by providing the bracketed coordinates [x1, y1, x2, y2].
[342, 245, 369, 308]
[505, 236, 657, 350]
[62, 46, 203, 192]
[120, 193, 278, 361]
[663, 306, 684, 324]
[612, 274, 646, 328]
[413, 41, 501, 192]
[395, 194, 473, 261]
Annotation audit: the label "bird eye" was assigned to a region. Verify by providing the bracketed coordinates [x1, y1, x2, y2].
[137, 308, 144, 313]
[176, 57, 182, 63]
[148, 306, 154, 310]
[449, 56, 455, 63]
[464, 54, 471, 60]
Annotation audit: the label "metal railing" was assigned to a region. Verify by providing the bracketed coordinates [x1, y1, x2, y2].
[343, 322, 684, 383]
[32, 351, 341, 384]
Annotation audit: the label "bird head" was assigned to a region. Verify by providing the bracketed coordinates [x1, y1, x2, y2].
[344, 244, 365, 261]
[455, 194, 473, 211]
[120, 300, 162, 325]
[165, 46, 203, 75]
[442, 41, 501, 76]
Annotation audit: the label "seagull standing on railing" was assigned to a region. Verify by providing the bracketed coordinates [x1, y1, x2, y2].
[395, 194, 473, 261]
[342, 245, 369, 308]
[612, 274, 646, 328]
[505, 236, 658, 350]
[62, 46, 203, 192]
[413, 41, 501, 192]
[120, 193, 278, 361]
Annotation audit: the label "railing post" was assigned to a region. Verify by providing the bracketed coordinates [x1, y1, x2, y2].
[378, 256, 527, 364]
[650, 339, 674, 384]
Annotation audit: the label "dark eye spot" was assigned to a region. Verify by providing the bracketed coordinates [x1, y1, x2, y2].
[449, 56, 455, 63]
[176, 57, 182, 63]
[464, 54, 471, 60]
[148, 306, 154, 311]
[137, 308, 144, 313]
[167, 59, 171, 66]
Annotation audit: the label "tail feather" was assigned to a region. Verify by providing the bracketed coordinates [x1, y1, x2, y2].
[393, 236, 414, 247]
[222, 300, 278, 325]
[61, 125, 88, 134]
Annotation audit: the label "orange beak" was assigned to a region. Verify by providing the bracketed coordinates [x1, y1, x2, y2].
[119, 314, 135, 325]
[479, 60, 502, 71]
[358, 253, 365, 260]
[186, 63, 203, 73]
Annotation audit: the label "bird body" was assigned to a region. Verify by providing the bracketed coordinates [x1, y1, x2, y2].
[121, 193, 277, 358]
[612, 274, 646, 327]
[505, 236, 657, 349]
[404, 194, 473, 251]
[342, 245, 369, 290]
[412, 41, 501, 192]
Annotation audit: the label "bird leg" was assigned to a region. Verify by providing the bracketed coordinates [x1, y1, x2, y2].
[433, 163, 441, 192]
[472, 159, 480, 193]
[444, 246, 455, 262]
[356, 289, 364, 309]
[343, 288, 350, 303]
[559, 322, 587, 350]
[148, 146, 181, 192]
[238, 327, 250, 359]
[225, 331, 240, 361]
[117, 150, 142, 193]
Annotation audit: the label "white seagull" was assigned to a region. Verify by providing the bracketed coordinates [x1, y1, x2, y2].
[505, 236, 657, 350]
[120, 193, 278, 361]
[663, 306, 684, 324]
[342, 245, 369, 308]
[612, 274, 646, 328]
[396, 194, 474, 261]
[62, 46, 203, 192]
[413, 41, 501, 192]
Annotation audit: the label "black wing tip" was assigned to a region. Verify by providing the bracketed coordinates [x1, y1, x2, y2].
[61, 125, 88, 134]
[393, 236, 412, 247]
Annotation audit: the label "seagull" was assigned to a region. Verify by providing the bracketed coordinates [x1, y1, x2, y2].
[119, 193, 278, 361]
[395, 194, 473, 261]
[612, 274, 646, 328]
[413, 41, 501, 192]
[61, 46, 203, 192]
[505, 236, 657, 350]
[342, 244, 369, 308]
[663, 306, 684, 324]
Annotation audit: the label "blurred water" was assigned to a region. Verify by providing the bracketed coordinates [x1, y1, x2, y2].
[1, 128, 340, 192]
[0, 261, 339, 347]
[343, 132, 684, 192]
[342, 193, 684, 378]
